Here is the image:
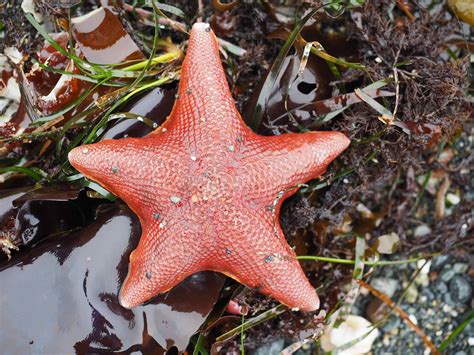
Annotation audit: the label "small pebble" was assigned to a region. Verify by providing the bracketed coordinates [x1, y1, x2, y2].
[414, 224, 431, 237]
[408, 314, 418, 325]
[435, 281, 448, 293]
[446, 192, 460, 205]
[452, 263, 468, 274]
[444, 293, 455, 306]
[381, 315, 401, 332]
[431, 255, 450, 271]
[440, 267, 456, 282]
[253, 339, 285, 355]
[449, 275, 472, 304]
[415, 261, 431, 286]
[415, 273, 430, 287]
[370, 277, 399, 298]
[406, 284, 418, 304]
[421, 288, 435, 301]
[442, 304, 452, 313]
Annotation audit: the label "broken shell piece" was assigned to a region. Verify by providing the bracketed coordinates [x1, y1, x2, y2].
[36, 61, 83, 114]
[376, 232, 400, 254]
[4, 47, 24, 65]
[356, 203, 374, 219]
[321, 314, 379, 354]
[21, 0, 43, 22]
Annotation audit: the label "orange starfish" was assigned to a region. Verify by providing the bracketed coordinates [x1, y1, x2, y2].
[69, 23, 350, 311]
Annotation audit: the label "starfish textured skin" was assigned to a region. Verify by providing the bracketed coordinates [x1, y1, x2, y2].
[69, 23, 350, 311]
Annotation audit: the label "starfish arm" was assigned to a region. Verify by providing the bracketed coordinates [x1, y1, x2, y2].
[119, 222, 207, 308]
[68, 136, 185, 215]
[163, 23, 246, 140]
[207, 207, 320, 311]
[241, 131, 350, 202]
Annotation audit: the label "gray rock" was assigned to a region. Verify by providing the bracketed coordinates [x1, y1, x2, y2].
[406, 284, 418, 303]
[440, 267, 456, 282]
[382, 314, 401, 332]
[444, 292, 456, 307]
[431, 255, 450, 271]
[370, 277, 399, 298]
[254, 339, 285, 355]
[449, 275, 472, 304]
[435, 281, 448, 294]
[383, 268, 395, 278]
[452, 263, 468, 274]
[465, 320, 474, 336]
[421, 288, 435, 301]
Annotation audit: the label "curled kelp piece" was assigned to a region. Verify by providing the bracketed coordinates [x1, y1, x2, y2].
[0, 184, 100, 254]
[101, 85, 177, 140]
[12, 184, 99, 246]
[31, 7, 146, 116]
[243, 16, 361, 134]
[71, 7, 145, 65]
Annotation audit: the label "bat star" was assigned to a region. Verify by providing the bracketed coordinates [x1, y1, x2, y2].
[69, 22, 350, 311]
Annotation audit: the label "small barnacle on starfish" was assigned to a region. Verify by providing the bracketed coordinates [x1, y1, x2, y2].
[69, 22, 350, 312]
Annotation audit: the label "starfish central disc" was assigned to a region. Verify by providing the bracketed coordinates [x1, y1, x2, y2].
[69, 23, 350, 312]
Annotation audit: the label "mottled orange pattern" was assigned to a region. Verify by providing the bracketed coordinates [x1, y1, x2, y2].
[69, 23, 350, 311]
